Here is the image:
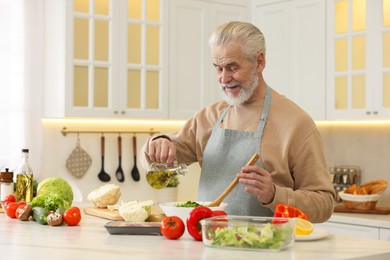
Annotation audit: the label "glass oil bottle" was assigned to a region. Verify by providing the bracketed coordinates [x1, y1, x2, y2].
[15, 149, 34, 202]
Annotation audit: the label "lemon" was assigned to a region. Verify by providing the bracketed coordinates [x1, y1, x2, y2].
[294, 218, 314, 236]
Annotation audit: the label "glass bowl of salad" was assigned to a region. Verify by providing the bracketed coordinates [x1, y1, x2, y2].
[200, 216, 295, 251]
[159, 201, 228, 224]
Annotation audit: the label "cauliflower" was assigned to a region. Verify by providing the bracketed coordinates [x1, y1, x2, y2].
[87, 184, 121, 208]
[117, 200, 154, 222]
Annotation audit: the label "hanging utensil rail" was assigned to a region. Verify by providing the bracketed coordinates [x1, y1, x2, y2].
[61, 127, 159, 136]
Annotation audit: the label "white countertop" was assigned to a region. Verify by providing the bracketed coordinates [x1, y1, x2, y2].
[2, 207, 390, 260]
[330, 212, 390, 229]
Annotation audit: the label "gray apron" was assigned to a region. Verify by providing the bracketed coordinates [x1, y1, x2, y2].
[197, 85, 273, 216]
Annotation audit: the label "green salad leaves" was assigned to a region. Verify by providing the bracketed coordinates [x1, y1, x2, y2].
[30, 177, 74, 211]
[208, 223, 292, 250]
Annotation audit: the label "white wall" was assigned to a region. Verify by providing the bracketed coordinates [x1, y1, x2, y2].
[40, 119, 200, 205]
[37, 119, 390, 208]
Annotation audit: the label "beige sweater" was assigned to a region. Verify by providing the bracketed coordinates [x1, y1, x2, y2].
[142, 89, 336, 223]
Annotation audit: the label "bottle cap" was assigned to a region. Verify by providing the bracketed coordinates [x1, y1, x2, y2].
[0, 168, 14, 183]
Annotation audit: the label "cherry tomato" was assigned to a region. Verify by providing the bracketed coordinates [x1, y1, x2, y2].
[63, 207, 82, 226]
[5, 202, 19, 218]
[4, 194, 16, 204]
[160, 216, 185, 240]
[186, 206, 213, 241]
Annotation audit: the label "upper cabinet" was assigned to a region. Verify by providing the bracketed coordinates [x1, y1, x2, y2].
[43, 0, 168, 118]
[168, 0, 247, 119]
[252, 0, 326, 120]
[326, 0, 390, 119]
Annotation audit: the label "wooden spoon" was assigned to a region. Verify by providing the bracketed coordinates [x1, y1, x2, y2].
[205, 152, 260, 207]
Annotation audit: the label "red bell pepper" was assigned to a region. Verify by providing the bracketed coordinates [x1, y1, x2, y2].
[273, 203, 309, 220]
[186, 206, 226, 241]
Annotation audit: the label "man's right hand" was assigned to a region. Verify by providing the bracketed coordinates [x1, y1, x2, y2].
[147, 137, 177, 165]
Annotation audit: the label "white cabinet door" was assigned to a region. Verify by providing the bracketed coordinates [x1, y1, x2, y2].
[43, 0, 168, 119]
[168, 0, 247, 119]
[252, 0, 326, 120]
[326, 0, 390, 119]
[380, 228, 390, 241]
[315, 222, 380, 240]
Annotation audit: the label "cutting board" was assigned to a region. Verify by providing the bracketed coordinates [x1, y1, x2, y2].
[84, 207, 166, 221]
[84, 207, 124, 220]
[334, 205, 390, 214]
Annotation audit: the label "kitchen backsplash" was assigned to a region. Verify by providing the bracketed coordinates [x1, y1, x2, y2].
[33, 119, 390, 207]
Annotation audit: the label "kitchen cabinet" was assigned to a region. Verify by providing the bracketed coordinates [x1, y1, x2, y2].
[252, 0, 326, 120]
[168, 0, 247, 119]
[316, 218, 390, 241]
[43, 0, 169, 119]
[315, 222, 380, 240]
[380, 228, 390, 241]
[326, 0, 390, 119]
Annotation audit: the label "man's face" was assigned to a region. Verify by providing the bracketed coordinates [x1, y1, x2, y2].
[211, 42, 259, 105]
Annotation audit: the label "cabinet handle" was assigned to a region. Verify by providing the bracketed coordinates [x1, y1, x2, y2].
[366, 111, 371, 115]
[121, 111, 126, 115]
[373, 111, 378, 115]
[114, 111, 118, 114]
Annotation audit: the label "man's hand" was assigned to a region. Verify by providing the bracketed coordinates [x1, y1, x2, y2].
[236, 165, 275, 204]
[148, 137, 177, 165]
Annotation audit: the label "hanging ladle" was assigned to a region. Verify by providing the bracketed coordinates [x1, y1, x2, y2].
[98, 135, 111, 182]
[115, 135, 125, 182]
[205, 152, 260, 207]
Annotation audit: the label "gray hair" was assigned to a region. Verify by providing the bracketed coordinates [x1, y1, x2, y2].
[209, 21, 266, 62]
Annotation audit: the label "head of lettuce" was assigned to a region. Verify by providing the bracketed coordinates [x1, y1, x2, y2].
[30, 177, 74, 211]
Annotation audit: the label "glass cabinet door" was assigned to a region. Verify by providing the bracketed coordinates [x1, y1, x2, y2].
[69, 0, 166, 118]
[381, 0, 390, 112]
[72, 0, 114, 116]
[327, 0, 390, 119]
[121, 0, 166, 117]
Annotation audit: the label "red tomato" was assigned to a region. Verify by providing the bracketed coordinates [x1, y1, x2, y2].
[4, 194, 16, 204]
[160, 216, 185, 240]
[63, 207, 82, 226]
[5, 202, 19, 218]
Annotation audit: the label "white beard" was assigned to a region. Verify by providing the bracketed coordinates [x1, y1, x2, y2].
[220, 69, 259, 106]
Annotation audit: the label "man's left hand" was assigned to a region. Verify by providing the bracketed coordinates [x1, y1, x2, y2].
[236, 165, 275, 204]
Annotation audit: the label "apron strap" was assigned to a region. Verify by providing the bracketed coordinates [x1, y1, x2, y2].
[212, 106, 232, 131]
[255, 85, 272, 140]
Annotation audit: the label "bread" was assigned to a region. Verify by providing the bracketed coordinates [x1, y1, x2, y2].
[360, 179, 388, 194]
[344, 184, 356, 194]
[344, 179, 387, 195]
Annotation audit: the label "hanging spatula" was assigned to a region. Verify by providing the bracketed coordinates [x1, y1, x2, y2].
[115, 135, 125, 182]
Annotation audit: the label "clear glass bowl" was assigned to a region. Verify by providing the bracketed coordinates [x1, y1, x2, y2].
[200, 216, 295, 251]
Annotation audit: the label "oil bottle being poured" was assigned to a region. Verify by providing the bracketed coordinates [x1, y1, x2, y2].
[146, 162, 188, 189]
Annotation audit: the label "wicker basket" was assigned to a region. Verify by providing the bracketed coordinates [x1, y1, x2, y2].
[338, 191, 380, 210]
